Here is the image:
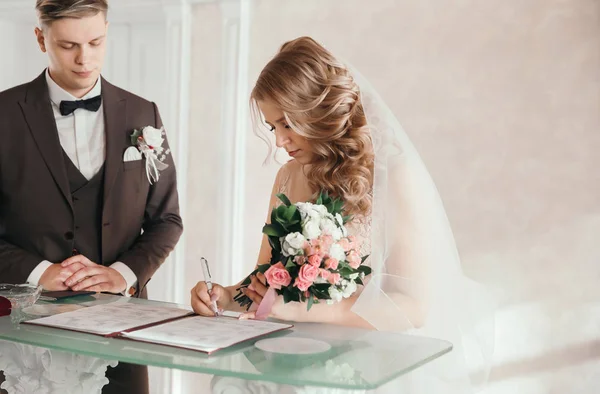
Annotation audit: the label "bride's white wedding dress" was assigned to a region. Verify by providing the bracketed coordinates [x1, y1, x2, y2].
[210, 158, 490, 394]
[211, 64, 494, 393]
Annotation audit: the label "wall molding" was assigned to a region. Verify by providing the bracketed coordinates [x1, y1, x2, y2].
[215, 0, 250, 285]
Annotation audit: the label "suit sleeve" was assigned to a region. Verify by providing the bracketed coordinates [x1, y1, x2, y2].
[115, 103, 183, 296]
[0, 239, 47, 284]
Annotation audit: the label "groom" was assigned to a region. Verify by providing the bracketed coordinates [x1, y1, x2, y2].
[0, 1, 182, 393]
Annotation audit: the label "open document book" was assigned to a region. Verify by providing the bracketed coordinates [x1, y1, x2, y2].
[23, 302, 293, 354]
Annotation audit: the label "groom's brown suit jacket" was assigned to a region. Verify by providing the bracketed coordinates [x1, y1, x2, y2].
[0, 71, 183, 297]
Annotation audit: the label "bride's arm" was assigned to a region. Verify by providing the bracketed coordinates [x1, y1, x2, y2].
[222, 165, 289, 311]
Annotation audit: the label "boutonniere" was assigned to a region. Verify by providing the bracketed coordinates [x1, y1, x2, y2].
[123, 126, 170, 184]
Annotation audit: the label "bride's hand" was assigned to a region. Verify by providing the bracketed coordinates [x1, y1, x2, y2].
[242, 272, 268, 305]
[191, 281, 230, 316]
[239, 273, 271, 319]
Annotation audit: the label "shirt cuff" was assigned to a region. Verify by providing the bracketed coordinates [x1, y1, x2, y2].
[110, 262, 138, 297]
[27, 260, 53, 287]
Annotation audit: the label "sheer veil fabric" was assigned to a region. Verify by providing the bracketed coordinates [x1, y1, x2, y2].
[347, 65, 495, 393]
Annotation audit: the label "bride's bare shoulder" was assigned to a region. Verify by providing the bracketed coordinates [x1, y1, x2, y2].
[276, 159, 302, 180]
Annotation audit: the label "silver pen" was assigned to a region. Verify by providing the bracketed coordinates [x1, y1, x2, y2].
[200, 257, 220, 316]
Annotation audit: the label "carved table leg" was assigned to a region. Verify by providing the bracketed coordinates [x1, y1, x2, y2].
[0, 340, 118, 394]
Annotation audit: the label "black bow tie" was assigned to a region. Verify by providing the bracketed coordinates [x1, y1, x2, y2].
[59, 95, 102, 116]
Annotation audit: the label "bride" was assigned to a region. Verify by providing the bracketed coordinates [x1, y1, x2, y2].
[191, 36, 493, 393]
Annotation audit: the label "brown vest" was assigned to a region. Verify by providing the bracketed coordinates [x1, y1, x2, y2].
[63, 151, 105, 264]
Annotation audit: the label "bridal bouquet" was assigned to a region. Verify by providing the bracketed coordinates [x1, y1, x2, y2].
[234, 192, 371, 312]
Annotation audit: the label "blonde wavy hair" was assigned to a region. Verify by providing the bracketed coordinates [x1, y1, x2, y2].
[251, 37, 374, 219]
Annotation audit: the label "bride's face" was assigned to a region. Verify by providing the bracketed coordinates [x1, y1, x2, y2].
[258, 100, 315, 165]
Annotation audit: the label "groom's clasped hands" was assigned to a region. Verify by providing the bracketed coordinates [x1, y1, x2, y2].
[38, 255, 127, 294]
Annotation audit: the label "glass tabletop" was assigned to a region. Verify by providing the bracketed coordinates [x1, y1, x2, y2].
[0, 294, 452, 390]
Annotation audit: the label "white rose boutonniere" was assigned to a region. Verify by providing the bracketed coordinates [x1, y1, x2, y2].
[125, 126, 170, 184]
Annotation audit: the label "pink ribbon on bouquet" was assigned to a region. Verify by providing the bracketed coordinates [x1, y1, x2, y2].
[254, 287, 278, 320]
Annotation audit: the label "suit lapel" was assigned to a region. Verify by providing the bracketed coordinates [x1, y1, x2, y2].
[19, 72, 73, 210]
[101, 78, 127, 206]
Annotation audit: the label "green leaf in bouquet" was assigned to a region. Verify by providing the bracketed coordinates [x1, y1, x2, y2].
[333, 199, 344, 214]
[342, 214, 352, 223]
[355, 277, 364, 286]
[312, 283, 331, 292]
[284, 205, 298, 222]
[275, 205, 288, 220]
[361, 254, 370, 264]
[325, 202, 334, 213]
[339, 266, 354, 277]
[311, 283, 331, 297]
[263, 223, 284, 237]
[285, 257, 296, 269]
[270, 210, 289, 232]
[287, 265, 300, 279]
[276, 193, 292, 207]
[316, 192, 324, 205]
[307, 294, 314, 311]
[240, 269, 258, 286]
[257, 263, 271, 274]
[282, 287, 293, 304]
[300, 292, 306, 303]
[357, 265, 372, 276]
[267, 236, 281, 253]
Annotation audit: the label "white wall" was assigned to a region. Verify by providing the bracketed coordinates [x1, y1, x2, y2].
[184, 0, 600, 393]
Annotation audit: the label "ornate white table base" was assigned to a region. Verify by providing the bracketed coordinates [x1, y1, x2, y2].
[211, 376, 370, 394]
[0, 340, 118, 394]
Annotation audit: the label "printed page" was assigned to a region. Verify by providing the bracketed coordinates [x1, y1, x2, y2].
[121, 315, 293, 354]
[25, 302, 193, 335]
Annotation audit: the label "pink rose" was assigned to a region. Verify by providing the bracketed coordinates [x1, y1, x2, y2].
[319, 269, 331, 280]
[347, 250, 361, 269]
[308, 254, 323, 267]
[294, 263, 320, 291]
[324, 257, 339, 270]
[294, 256, 307, 265]
[337, 238, 352, 252]
[320, 235, 334, 249]
[304, 243, 318, 256]
[294, 277, 312, 292]
[264, 262, 291, 290]
[328, 273, 341, 285]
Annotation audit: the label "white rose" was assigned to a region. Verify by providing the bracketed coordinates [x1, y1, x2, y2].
[328, 286, 343, 303]
[313, 205, 328, 217]
[302, 219, 322, 240]
[320, 217, 343, 241]
[342, 280, 357, 298]
[335, 213, 348, 237]
[328, 243, 346, 262]
[349, 273, 359, 280]
[142, 126, 164, 149]
[281, 232, 306, 256]
[296, 202, 311, 221]
[307, 207, 322, 222]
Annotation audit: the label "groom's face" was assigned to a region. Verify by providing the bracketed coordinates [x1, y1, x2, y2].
[35, 13, 108, 98]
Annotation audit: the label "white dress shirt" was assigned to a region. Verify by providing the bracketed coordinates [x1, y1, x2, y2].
[26, 70, 137, 296]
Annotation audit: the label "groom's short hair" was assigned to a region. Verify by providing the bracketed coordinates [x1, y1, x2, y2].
[36, 0, 108, 26]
